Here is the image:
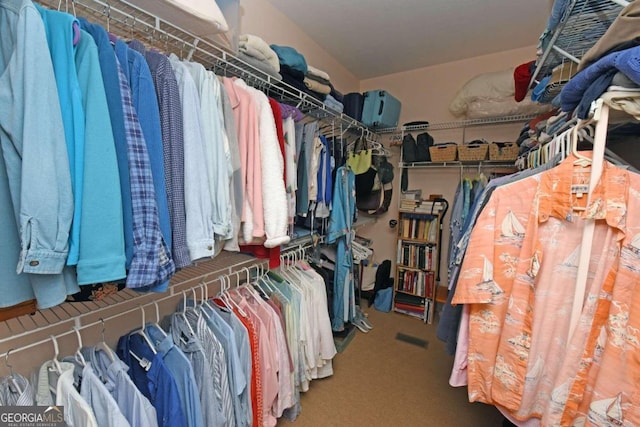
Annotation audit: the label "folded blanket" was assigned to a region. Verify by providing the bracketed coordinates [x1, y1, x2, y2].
[239, 44, 269, 61]
[238, 52, 282, 81]
[239, 34, 280, 71]
[324, 94, 344, 113]
[561, 44, 640, 112]
[271, 44, 307, 74]
[304, 77, 331, 95]
[330, 86, 344, 102]
[304, 73, 331, 87]
[307, 65, 331, 83]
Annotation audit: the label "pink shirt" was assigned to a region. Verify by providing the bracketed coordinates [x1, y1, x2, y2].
[223, 78, 264, 241]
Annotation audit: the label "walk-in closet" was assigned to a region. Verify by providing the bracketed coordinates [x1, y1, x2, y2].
[1, 0, 639, 425]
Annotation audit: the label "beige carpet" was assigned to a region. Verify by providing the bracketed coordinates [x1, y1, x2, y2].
[277, 307, 504, 427]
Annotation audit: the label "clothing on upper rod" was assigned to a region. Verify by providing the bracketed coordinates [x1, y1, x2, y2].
[1, 0, 366, 310]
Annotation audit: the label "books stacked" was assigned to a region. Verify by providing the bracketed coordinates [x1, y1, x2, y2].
[394, 293, 431, 321]
[399, 199, 444, 214]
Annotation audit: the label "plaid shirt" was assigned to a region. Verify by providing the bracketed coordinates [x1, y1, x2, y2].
[130, 40, 190, 270]
[116, 59, 175, 288]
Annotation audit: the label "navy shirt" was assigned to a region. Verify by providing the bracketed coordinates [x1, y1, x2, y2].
[116, 332, 187, 427]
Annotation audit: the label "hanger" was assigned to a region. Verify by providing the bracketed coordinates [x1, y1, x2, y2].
[179, 290, 197, 342]
[4, 349, 24, 395]
[571, 123, 592, 167]
[95, 318, 116, 363]
[132, 305, 157, 354]
[197, 282, 212, 320]
[241, 267, 265, 301]
[49, 335, 63, 374]
[220, 275, 248, 317]
[73, 327, 87, 367]
[150, 300, 167, 338]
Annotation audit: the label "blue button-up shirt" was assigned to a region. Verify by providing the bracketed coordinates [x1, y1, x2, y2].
[128, 40, 190, 270]
[116, 332, 186, 427]
[78, 18, 133, 269]
[145, 324, 204, 427]
[82, 347, 158, 427]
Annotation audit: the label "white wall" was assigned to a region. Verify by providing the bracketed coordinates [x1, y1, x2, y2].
[357, 46, 537, 288]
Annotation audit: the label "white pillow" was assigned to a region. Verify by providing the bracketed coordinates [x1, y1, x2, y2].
[449, 68, 516, 117]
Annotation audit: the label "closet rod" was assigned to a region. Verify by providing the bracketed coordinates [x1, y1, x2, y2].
[0, 263, 268, 361]
[35, 0, 373, 139]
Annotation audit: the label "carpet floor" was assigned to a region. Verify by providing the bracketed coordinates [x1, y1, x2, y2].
[277, 307, 505, 427]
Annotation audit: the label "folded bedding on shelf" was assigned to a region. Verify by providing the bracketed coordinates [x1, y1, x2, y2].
[270, 44, 308, 74]
[324, 94, 343, 113]
[238, 52, 282, 81]
[304, 77, 331, 95]
[579, 1, 640, 72]
[561, 44, 640, 113]
[307, 65, 331, 84]
[449, 68, 515, 117]
[238, 34, 280, 71]
[465, 96, 553, 119]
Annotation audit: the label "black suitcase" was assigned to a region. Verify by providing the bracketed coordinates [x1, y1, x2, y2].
[343, 92, 364, 121]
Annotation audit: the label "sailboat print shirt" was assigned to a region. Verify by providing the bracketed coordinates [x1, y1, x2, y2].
[452, 155, 640, 426]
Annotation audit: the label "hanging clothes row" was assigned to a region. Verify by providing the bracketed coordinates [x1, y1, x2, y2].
[1, 0, 351, 311]
[439, 100, 640, 425]
[0, 258, 336, 427]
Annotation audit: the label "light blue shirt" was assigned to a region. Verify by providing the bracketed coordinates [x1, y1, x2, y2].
[170, 313, 220, 427]
[37, 9, 125, 287]
[202, 304, 248, 427]
[327, 166, 356, 331]
[73, 29, 125, 285]
[146, 324, 204, 427]
[82, 347, 158, 427]
[0, 0, 77, 309]
[182, 62, 233, 239]
[212, 304, 253, 427]
[35, 5, 85, 267]
[58, 359, 131, 427]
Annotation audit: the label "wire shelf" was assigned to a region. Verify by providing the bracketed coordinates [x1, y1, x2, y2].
[530, 0, 627, 91]
[35, 0, 378, 139]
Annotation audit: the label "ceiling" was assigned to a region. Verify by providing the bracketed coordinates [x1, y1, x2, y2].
[264, 0, 551, 79]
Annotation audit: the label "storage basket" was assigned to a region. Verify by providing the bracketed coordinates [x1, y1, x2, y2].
[458, 143, 488, 162]
[489, 142, 519, 161]
[429, 144, 457, 162]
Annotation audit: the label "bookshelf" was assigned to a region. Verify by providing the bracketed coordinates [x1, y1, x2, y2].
[393, 210, 441, 323]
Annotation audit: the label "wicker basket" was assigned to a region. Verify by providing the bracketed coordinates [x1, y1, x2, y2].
[458, 143, 488, 162]
[489, 142, 519, 161]
[429, 144, 457, 162]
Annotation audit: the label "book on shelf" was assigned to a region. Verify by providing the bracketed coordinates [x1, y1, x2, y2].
[394, 292, 426, 306]
[394, 303, 425, 315]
